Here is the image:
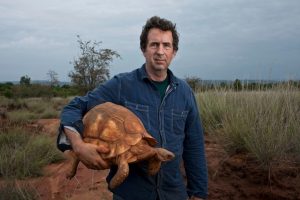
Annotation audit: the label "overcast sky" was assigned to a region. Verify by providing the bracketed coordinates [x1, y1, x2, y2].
[0, 0, 299, 82]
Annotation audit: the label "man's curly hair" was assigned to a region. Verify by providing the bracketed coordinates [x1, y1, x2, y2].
[140, 16, 179, 52]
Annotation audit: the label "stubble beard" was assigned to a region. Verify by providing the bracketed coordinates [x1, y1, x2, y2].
[146, 62, 168, 81]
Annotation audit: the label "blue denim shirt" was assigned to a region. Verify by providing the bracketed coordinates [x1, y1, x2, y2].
[57, 65, 208, 199]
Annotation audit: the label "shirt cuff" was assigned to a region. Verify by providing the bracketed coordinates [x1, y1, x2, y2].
[58, 126, 80, 146]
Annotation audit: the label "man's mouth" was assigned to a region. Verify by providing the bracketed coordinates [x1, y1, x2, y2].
[155, 59, 165, 63]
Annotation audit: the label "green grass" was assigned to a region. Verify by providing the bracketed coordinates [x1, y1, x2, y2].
[197, 87, 300, 167]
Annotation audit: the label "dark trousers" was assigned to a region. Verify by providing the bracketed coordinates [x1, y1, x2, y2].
[113, 194, 160, 200]
[113, 194, 124, 200]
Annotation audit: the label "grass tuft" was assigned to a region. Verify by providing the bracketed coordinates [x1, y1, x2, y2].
[0, 181, 38, 200]
[0, 128, 64, 179]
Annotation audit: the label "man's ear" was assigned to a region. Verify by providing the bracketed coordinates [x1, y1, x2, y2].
[141, 48, 146, 57]
[172, 50, 177, 58]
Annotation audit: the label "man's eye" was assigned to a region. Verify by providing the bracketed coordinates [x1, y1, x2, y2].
[163, 43, 172, 49]
[150, 43, 159, 48]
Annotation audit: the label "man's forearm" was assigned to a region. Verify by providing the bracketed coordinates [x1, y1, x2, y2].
[63, 128, 110, 169]
[64, 128, 84, 153]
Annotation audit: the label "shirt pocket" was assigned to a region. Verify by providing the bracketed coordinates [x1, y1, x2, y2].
[171, 109, 188, 135]
[124, 101, 151, 130]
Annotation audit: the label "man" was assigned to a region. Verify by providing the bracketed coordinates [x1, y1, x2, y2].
[57, 16, 208, 200]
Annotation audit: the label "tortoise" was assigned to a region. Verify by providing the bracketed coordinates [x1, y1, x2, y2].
[65, 102, 175, 189]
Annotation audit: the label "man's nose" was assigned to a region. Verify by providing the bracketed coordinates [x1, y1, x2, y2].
[156, 44, 164, 55]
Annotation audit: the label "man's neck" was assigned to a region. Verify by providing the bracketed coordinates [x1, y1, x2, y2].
[145, 66, 168, 82]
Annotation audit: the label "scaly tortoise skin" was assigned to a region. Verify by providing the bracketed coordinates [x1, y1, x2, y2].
[65, 102, 175, 189]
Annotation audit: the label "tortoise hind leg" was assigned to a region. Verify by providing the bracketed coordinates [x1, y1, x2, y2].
[64, 150, 80, 179]
[109, 153, 129, 189]
[148, 148, 175, 175]
[148, 157, 161, 175]
[155, 148, 175, 161]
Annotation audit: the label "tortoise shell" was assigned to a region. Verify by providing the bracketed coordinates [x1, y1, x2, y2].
[82, 102, 157, 159]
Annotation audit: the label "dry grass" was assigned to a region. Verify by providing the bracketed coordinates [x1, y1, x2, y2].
[0, 97, 71, 122]
[197, 87, 300, 167]
[0, 127, 64, 179]
[0, 181, 38, 200]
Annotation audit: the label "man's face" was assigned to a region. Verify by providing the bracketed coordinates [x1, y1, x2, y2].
[143, 28, 177, 73]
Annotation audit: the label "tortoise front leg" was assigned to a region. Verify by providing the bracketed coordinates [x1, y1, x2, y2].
[109, 153, 129, 189]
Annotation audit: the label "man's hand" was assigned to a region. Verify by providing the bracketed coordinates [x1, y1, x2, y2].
[73, 141, 110, 170]
[65, 128, 110, 170]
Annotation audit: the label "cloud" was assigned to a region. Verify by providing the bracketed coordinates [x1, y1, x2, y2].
[0, 0, 299, 81]
[0, 36, 65, 49]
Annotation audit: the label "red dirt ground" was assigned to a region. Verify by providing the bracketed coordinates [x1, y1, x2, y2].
[3, 119, 300, 200]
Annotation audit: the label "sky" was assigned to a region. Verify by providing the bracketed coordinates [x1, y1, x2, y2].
[0, 0, 300, 82]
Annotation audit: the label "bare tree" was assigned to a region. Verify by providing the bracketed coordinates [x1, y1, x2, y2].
[69, 35, 120, 93]
[47, 70, 59, 86]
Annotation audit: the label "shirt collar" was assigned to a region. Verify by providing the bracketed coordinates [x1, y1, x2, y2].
[139, 64, 179, 86]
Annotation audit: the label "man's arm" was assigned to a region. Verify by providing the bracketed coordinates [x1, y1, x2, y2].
[183, 91, 208, 199]
[64, 128, 110, 170]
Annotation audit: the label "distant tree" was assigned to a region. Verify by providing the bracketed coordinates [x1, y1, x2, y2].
[47, 70, 59, 86]
[220, 82, 228, 89]
[20, 75, 31, 86]
[233, 79, 242, 91]
[185, 76, 202, 92]
[69, 35, 120, 93]
[247, 82, 258, 90]
[4, 82, 13, 86]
